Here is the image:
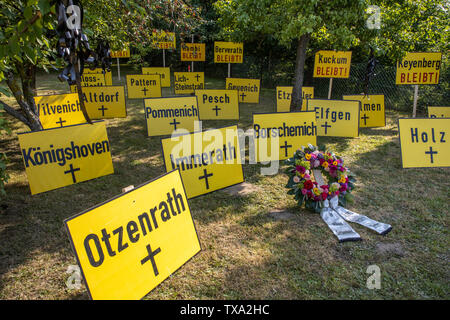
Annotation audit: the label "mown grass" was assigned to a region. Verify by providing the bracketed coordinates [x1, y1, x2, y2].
[0, 66, 448, 300]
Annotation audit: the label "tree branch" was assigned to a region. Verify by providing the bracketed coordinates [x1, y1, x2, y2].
[0, 99, 32, 128]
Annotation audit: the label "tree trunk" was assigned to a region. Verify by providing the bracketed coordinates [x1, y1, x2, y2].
[2, 65, 43, 132]
[290, 33, 311, 111]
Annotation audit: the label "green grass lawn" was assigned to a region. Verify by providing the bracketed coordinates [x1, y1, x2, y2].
[0, 66, 448, 299]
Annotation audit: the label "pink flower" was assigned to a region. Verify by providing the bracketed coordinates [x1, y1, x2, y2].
[301, 188, 307, 195]
[304, 174, 311, 179]
[293, 176, 300, 183]
[296, 165, 306, 174]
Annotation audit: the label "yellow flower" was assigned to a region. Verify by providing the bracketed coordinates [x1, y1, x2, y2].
[300, 173, 305, 178]
[322, 161, 329, 168]
[339, 176, 347, 183]
[313, 188, 321, 196]
[333, 161, 338, 166]
[305, 153, 311, 160]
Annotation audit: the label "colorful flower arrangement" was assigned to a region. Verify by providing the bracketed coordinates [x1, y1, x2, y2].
[285, 144, 356, 213]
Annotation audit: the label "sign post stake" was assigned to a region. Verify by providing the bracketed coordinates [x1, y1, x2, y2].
[191, 35, 194, 72]
[328, 78, 333, 99]
[117, 57, 121, 82]
[228, 63, 231, 78]
[163, 49, 166, 67]
[412, 84, 419, 118]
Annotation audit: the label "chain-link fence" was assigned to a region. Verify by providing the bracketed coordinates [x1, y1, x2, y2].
[133, 45, 448, 116]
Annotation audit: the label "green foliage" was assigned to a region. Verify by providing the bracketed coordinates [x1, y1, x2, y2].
[0, 0, 57, 84]
[214, 0, 368, 49]
[369, 0, 450, 62]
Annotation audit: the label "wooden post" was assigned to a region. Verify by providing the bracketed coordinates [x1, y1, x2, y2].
[117, 57, 120, 81]
[412, 84, 419, 118]
[163, 49, 166, 67]
[228, 63, 231, 78]
[328, 78, 333, 99]
[191, 35, 194, 72]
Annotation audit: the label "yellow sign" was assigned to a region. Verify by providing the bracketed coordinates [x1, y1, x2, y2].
[181, 43, 206, 62]
[174, 72, 204, 94]
[195, 89, 239, 120]
[396, 52, 442, 85]
[226, 78, 260, 103]
[313, 51, 352, 78]
[306, 99, 360, 137]
[161, 126, 244, 198]
[142, 67, 171, 88]
[253, 111, 317, 162]
[276, 86, 314, 112]
[81, 73, 107, 87]
[69, 73, 107, 92]
[214, 42, 243, 63]
[84, 68, 112, 85]
[144, 96, 199, 137]
[64, 170, 201, 300]
[80, 86, 127, 119]
[152, 31, 176, 49]
[398, 118, 449, 168]
[428, 106, 450, 118]
[18, 122, 114, 195]
[111, 48, 130, 59]
[126, 74, 162, 99]
[342, 94, 386, 128]
[34, 93, 87, 129]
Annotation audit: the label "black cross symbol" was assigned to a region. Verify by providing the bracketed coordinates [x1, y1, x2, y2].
[56, 117, 67, 127]
[98, 105, 108, 116]
[321, 122, 332, 135]
[195, 73, 201, 82]
[198, 168, 213, 190]
[170, 118, 180, 130]
[142, 87, 148, 96]
[425, 146, 438, 164]
[64, 164, 81, 183]
[212, 105, 221, 116]
[280, 140, 292, 157]
[361, 114, 369, 126]
[240, 92, 246, 101]
[140, 244, 161, 277]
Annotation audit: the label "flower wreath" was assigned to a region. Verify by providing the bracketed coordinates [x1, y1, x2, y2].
[285, 144, 356, 213]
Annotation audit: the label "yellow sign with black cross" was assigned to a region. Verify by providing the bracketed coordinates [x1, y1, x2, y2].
[84, 68, 113, 85]
[152, 30, 176, 49]
[69, 73, 108, 93]
[79, 86, 127, 119]
[253, 111, 317, 162]
[306, 99, 360, 137]
[276, 86, 314, 112]
[17, 121, 114, 195]
[142, 67, 171, 88]
[342, 94, 386, 128]
[126, 74, 162, 99]
[174, 72, 204, 95]
[144, 96, 199, 137]
[161, 126, 244, 199]
[396, 52, 442, 85]
[313, 50, 352, 78]
[195, 89, 239, 120]
[214, 41, 243, 63]
[34, 93, 87, 129]
[398, 118, 450, 168]
[428, 106, 450, 118]
[181, 43, 206, 62]
[226, 78, 260, 104]
[64, 169, 201, 300]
